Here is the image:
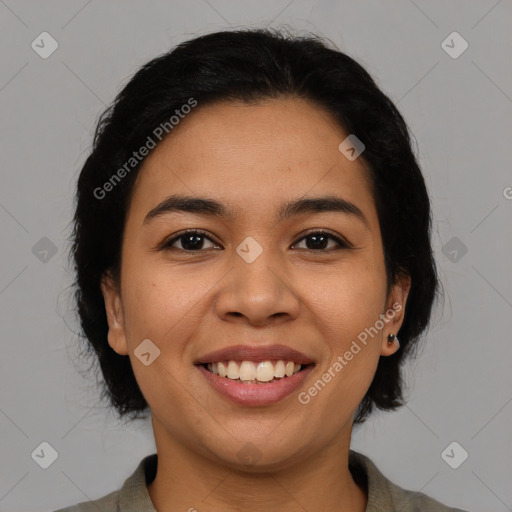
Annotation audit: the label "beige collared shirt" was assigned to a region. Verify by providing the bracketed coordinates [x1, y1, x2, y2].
[55, 450, 469, 511]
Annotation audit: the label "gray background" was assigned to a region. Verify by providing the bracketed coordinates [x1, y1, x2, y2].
[1, 1, 511, 511]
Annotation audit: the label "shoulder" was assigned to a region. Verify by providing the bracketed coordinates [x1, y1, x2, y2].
[53, 453, 158, 512]
[349, 450, 470, 512]
[54, 489, 120, 511]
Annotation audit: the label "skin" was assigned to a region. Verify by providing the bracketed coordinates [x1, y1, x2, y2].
[101, 97, 411, 512]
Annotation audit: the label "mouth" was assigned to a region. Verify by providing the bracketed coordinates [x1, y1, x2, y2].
[193, 345, 316, 406]
[198, 359, 313, 384]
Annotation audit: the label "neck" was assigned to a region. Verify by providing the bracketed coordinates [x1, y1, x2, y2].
[147, 417, 367, 512]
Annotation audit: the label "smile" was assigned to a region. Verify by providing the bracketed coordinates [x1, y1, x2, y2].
[196, 361, 314, 406]
[205, 359, 304, 383]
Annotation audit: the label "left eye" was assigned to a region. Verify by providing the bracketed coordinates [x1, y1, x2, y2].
[293, 231, 349, 251]
[161, 230, 349, 252]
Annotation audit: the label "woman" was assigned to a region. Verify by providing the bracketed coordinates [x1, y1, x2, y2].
[57, 28, 468, 511]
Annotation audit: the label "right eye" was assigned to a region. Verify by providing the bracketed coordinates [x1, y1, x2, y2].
[161, 229, 221, 252]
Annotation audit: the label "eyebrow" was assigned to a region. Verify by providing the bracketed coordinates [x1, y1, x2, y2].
[143, 194, 369, 228]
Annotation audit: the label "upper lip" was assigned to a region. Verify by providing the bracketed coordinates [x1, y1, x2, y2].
[194, 344, 315, 365]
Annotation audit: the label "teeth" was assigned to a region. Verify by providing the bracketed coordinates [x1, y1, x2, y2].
[207, 360, 304, 383]
[227, 361, 239, 380]
[256, 361, 274, 382]
[218, 362, 227, 378]
[239, 361, 256, 381]
[274, 360, 285, 378]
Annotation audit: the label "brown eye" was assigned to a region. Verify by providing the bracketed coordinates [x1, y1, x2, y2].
[293, 231, 351, 251]
[162, 230, 219, 252]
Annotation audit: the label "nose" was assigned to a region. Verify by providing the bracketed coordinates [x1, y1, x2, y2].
[214, 246, 300, 327]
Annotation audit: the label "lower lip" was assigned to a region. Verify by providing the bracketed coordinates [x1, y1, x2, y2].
[196, 364, 315, 406]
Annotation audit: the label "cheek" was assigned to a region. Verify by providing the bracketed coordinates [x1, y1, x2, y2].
[305, 258, 387, 340]
[301, 271, 384, 421]
[120, 258, 216, 361]
[300, 256, 386, 404]
[120, 263, 211, 422]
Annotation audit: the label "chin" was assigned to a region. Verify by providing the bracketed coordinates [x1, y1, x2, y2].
[202, 437, 313, 473]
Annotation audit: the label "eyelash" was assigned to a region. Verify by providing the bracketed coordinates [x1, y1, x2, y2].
[160, 229, 352, 253]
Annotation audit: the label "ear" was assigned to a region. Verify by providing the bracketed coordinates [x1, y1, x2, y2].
[380, 272, 411, 357]
[100, 270, 129, 356]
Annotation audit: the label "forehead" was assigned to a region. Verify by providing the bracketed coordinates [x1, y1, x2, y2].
[129, 97, 376, 225]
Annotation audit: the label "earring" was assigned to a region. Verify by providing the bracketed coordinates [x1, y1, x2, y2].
[387, 333, 400, 349]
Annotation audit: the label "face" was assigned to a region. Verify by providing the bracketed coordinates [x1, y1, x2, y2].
[101, 97, 410, 471]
